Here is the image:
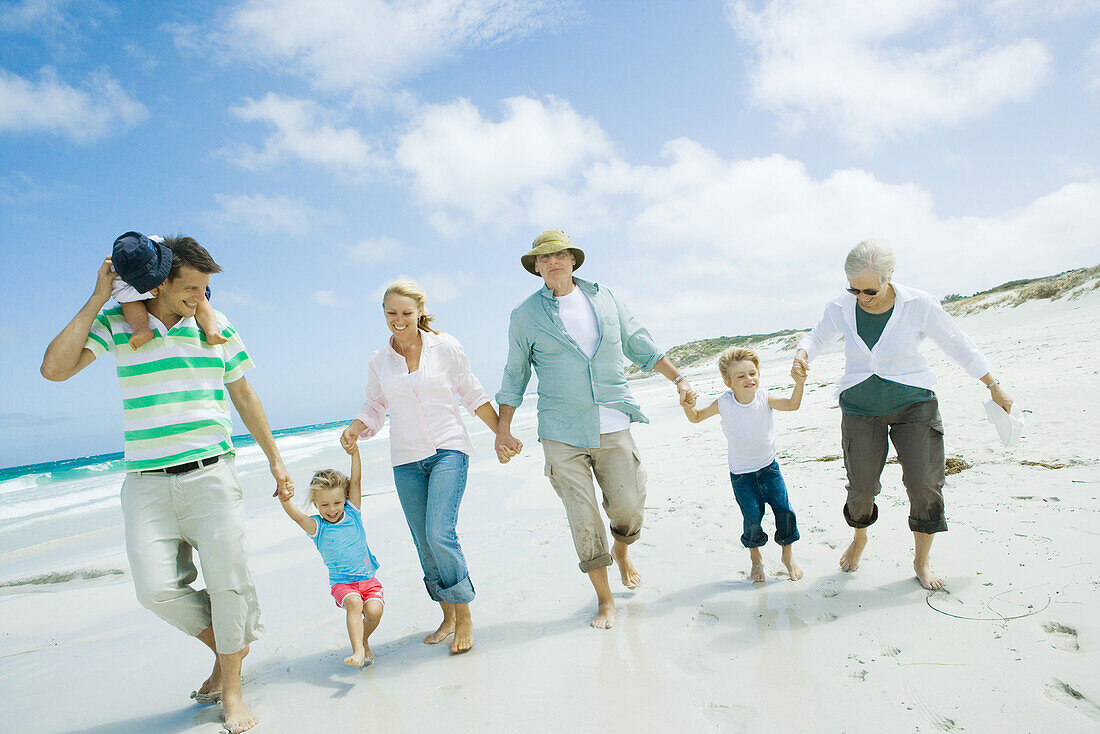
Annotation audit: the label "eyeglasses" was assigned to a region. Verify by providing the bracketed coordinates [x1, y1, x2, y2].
[846, 286, 879, 296]
[535, 250, 573, 263]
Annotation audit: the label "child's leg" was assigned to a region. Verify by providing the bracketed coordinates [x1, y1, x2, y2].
[780, 544, 803, 581]
[730, 472, 768, 582]
[748, 547, 765, 583]
[195, 299, 227, 345]
[342, 595, 369, 667]
[121, 300, 155, 349]
[361, 599, 383, 663]
[760, 462, 802, 581]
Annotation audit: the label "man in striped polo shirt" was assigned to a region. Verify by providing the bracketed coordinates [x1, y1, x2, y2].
[41, 236, 290, 734]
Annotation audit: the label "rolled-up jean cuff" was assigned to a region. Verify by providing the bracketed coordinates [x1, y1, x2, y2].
[578, 553, 614, 573]
[775, 530, 800, 546]
[435, 575, 476, 605]
[844, 503, 879, 529]
[610, 527, 640, 545]
[909, 517, 947, 534]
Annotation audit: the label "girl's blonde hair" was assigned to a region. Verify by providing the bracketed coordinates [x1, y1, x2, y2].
[717, 347, 760, 387]
[307, 468, 351, 506]
[383, 279, 439, 334]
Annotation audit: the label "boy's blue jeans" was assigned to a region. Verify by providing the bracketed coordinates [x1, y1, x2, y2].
[392, 449, 475, 604]
[730, 460, 800, 548]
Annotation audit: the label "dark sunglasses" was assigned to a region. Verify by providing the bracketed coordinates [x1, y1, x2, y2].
[846, 286, 879, 296]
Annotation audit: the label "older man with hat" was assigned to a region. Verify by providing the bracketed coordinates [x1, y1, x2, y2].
[495, 229, 694, 629]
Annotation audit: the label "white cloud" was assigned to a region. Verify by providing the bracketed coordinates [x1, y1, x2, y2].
[313, 289, 342, 307]
[725, 0, 1051, 148]
[395, 95, 614, 234]
[209, 193, 317, 235]
[0, 0, 114, 38]
[391, 95, 1100, 343]
[348, 236, 404, 264]
[0, 67, 147, 142]
[181, 0, 577, 98]
[227, 93, 378, 173]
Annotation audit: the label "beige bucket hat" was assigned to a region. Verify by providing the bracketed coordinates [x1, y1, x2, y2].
[521, 228, 585, 276]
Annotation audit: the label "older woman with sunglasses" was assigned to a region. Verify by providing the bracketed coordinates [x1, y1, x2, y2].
[792, 239, 1013, 590]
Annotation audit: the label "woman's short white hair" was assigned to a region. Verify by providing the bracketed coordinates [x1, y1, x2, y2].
[844, 239, 896, 283]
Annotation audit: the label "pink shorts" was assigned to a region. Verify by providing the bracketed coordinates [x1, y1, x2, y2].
[330, 578, 384, 608]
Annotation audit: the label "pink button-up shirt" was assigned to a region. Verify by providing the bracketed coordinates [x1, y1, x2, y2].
[355, 330, 491, 466]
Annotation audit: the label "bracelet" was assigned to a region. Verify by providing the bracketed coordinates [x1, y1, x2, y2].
[985, 379, 999, 389]
[673, 374, 687, 384]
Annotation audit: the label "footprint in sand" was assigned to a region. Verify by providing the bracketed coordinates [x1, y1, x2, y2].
[818, 612, 838, 623]
[1044, 679, 1100, 721]
[1042, 622, 1080, 652]
[881, 645, 901, 657]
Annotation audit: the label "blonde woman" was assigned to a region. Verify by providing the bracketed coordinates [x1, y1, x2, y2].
[340, 280, 502, 654]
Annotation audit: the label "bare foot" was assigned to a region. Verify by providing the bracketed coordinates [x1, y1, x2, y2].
[591, 600, 617, 629]
[129, 328, 154, 350]
[221, 692, 258, 734]
[781, 546, 803, 581]
[191, 662, 222, 704]
[344, 646, 371, 667]
[839, 532, 867, 572]
[424, 619, 455, 645]
[612, 541, 641, 589]
[451, 615, 474, 654]
[748, 547, 765, 583]
[914, 561, 944, 590]
[204, 330, 228, 345]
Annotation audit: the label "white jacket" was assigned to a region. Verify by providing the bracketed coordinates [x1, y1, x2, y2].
[356, 331, 491, 466]
[797, 282, 991, 398]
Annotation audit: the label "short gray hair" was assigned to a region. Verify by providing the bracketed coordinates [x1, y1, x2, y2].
[844, 239, 896, 283]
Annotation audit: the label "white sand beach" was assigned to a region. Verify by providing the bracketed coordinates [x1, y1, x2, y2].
[2, 281, 1099, 733]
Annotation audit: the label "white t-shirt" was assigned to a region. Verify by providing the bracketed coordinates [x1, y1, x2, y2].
[718, 390, 776, 474]
[556, 288, 631, 434]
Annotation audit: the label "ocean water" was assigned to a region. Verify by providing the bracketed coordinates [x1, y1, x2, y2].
[0, 420, 385, 560]
[0, 406, 534, 571]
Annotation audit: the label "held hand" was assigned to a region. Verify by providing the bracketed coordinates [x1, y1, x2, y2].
[495, 430, 522, 464]
[989, 383, 1013, 414]
[675, 378, 694, 404]
[791, 360, 808, 383]
[94, 257, 116, 302]
[791, 354, 809, 383]
[679, 390, 697, 408]
[271, 462, 294, 499]
[340, 424, 363, 454]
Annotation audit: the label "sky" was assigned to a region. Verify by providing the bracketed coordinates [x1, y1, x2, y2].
[1, 0, 1098, 468]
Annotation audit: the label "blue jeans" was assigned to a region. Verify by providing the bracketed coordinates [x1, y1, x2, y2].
[730, 461, 799, 548]
[392, 450, 475, 604]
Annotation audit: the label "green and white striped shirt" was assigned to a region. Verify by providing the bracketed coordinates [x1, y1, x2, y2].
[84, 305, 254, 472]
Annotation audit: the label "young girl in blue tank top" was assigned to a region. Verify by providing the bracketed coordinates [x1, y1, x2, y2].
[680, 347, 807, 583]
[278, 444, 383, 667]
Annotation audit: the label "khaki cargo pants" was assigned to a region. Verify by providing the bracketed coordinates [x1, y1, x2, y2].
[541, 430, 647, 573]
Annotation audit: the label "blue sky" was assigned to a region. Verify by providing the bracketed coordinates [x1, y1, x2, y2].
[2, 0, 1098, 468]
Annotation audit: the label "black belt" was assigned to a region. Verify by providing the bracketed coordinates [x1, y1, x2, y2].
[142, 454, 222, 475]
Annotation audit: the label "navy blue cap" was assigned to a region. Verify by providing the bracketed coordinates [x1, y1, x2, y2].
[112, 231, 172, 294]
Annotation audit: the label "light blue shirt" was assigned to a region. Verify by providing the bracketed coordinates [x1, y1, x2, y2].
[496, 277, 665, 448]
[309, 503, 380, 585]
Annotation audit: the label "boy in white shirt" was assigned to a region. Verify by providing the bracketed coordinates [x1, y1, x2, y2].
[681, 347, 806, 583]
